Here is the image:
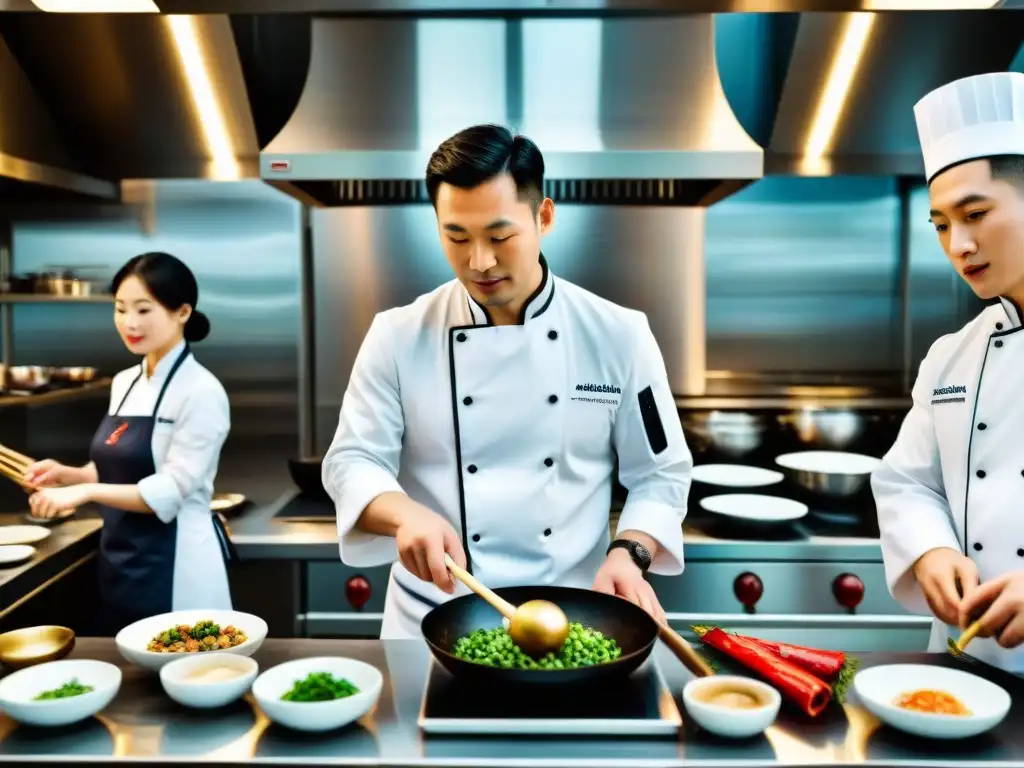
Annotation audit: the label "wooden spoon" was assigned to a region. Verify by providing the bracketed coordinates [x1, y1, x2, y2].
[444, 553, 569, 657]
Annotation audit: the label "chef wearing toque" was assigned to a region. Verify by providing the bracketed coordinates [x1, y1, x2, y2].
[321, 124, 693, 639]
[873, 71, 1024, 671]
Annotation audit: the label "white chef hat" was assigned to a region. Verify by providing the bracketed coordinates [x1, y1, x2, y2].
[913, 71, 1024, 183]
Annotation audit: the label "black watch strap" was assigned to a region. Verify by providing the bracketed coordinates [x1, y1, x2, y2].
[606, 538, 652, 573]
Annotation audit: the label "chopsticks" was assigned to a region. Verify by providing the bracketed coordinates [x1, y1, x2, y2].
[0, 443, 34, 492]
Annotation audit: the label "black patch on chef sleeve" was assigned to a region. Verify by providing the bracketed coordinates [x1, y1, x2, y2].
[637, 386, 668, 455]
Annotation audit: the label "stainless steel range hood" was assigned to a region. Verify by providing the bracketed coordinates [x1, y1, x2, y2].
[260, 15, 764, 207]
[0, 31, 117, 204]
[766, 10, 1024, 176]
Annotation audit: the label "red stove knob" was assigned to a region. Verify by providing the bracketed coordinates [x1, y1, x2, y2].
[833, 573, 864, 610]
[345, 575, 371, 610]
[734, 572, 763, 612]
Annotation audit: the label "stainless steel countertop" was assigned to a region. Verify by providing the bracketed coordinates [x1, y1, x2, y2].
[227, 490, 886, 564]
[0, 638, 1020, 766]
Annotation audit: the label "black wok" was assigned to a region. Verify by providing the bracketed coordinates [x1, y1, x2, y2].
[421, 585, 659, 687]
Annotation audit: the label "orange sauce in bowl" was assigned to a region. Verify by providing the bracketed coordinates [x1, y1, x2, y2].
[893, 689, 971, 716]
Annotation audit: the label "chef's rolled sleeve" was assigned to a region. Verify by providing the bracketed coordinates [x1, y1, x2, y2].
[612, 314, 692, 575]
[322, 314, 406, 567]
[872, 345, 961, 615]
[138, 383, 230, 524]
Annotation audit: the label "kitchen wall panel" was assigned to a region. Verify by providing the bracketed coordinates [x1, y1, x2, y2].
[3, 180, 303, 469]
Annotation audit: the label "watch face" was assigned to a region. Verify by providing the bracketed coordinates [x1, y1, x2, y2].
[634, 543, 651, 563]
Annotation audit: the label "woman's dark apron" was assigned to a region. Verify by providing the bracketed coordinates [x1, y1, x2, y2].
[89, 345, 234, 636]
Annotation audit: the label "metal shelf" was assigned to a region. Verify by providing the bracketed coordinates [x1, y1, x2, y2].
[0, 294, 113, 304]
[0, 378, 112, 410]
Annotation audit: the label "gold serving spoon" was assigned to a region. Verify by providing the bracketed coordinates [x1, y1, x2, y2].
[444, 553, 569, 657]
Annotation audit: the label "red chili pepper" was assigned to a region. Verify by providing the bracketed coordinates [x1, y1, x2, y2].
[732, 637, 845, 679]
[699, 628, 833, 717]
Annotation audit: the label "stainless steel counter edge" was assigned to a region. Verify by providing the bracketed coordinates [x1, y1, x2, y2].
[228, 490, 886, 563]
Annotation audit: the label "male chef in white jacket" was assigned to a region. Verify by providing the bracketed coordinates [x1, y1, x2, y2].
[873, 71, 1024, 671]
[322, 124, 692, 639]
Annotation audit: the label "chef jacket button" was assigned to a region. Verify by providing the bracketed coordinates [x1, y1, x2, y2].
[995, 340, 1004, 348]
[974, 542, 983, 551]
[1017, 548, 1024, 557]
[978, 422, 987, 430]
[544, 457, 554, 467]
[468, 464, 478, 474]
[544, 528, 552, 537]
[456, 332, 467, 342]
[977, 469, 986, 478]
[996, 322, 1004, 330]
[548, 394, 558, 404]
[472, 534, 481, 542]
[463, 396, 473, 405]
[548, 330, 558, 340]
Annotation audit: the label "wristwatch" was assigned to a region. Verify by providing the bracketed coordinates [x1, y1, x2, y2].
[606, 538, 652, 573]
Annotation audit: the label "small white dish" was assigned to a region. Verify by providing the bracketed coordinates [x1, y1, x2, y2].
[0, 525, 50, 546]
[692, 464, 784, 488]
[774, 451, 880, 475]
[700, 494, 808, 523]
[115, 610, 267, 672]
[853, 664, 1010, 740]
[160, 654, 258, 709]
[0, 545, 36, 566]
[683, 675, 780, 739]
[0, 659, 121, 727]
[252, 656, 382, 733]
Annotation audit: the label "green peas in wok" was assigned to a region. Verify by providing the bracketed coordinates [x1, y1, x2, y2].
[451, 622, 623, 670]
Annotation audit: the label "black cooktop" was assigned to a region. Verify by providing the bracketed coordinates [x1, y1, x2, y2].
[272, 493, 334, 521]
[418, 660, 681, 736]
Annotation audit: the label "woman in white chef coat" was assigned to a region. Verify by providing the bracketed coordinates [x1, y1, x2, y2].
[322, 124, 693, 639]
[872, 72, 1024, 672]
[25, 252, 235, 636]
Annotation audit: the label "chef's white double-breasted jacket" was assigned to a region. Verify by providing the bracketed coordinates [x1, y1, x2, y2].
[322, 258, 693, 638]
[873, 296, 1024, 671]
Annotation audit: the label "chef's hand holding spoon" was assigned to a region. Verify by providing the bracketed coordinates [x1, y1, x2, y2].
[375, 493, 467, 593]
[913, 546, 979, 627]
[958, 571, 1024, 649]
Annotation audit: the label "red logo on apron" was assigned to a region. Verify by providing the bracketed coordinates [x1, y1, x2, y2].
[106, 422, 129, 446]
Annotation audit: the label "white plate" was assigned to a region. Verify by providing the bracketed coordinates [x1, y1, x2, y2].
[853, 664, 1010, 740]
[252, 656, 382, 732]
[115, 610, 268, 672]
[0, 659, 121, 727]
[691, 464, 784, 488]
[0, 545, 36, 566]
[774, 450, 881, 475]
[700, 494, 808, 522]
[0, 525, 50, 546]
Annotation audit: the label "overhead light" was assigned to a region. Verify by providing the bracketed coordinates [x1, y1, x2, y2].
[32, 0, 159, 10]
[166, 15, 240, 180]
[803, 13, 877, 166]
[862, 0, 999, 8]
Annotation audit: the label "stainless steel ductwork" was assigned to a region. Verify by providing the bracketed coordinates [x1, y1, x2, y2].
[0, 33, 116, 203]
[260, 15, 764, 208]
[766, 11, 1024, 176]
[0, 13, 260, 186]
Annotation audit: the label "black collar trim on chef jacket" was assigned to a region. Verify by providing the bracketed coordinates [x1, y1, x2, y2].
[465, 253, 555, 327]
[448, 254, 559, 574]
[996, 297, 1024, 335]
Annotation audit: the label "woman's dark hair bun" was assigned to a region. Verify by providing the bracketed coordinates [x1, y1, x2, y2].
[112, 252, 212, 343]
[184, 310, 210, 343]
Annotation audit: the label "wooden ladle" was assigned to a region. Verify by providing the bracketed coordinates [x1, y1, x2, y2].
[444, 554, 569, 658]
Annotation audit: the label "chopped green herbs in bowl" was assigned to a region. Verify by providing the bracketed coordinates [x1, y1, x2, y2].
[33, 678, 94, 700]
[280, 672, 360, 702]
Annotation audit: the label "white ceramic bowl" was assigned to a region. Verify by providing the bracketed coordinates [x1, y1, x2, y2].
[683, 675, 781, 739]
[0, 659, 121, 727]
[252, 656, 382, 733]
[853, 664, 1010, 739]
[115, 610, 267, 672]
[159, 654, 259, 709]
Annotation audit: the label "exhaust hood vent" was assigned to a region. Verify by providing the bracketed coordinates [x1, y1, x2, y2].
[261, 16, 763, 207]
[0, 32, 117, 204]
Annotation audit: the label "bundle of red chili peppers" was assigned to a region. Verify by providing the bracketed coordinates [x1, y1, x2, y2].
[691, 625, 860, 718]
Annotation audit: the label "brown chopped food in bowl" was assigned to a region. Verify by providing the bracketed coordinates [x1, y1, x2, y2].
[146, 619, 248, 653]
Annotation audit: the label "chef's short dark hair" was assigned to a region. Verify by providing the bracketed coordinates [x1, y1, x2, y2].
[426, 124, 545, 213]
[111, 252, 211, 343]
[989, 155, 1024, 191]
